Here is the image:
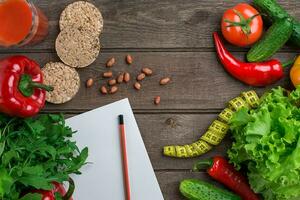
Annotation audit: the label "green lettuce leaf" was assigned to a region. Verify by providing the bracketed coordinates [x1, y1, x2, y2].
[228, 87, 300, 200]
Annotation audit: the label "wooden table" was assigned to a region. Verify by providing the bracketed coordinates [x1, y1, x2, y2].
[2, 0, 299, 199]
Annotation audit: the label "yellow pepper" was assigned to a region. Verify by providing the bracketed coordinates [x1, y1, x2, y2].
[290, 56, 300, 87]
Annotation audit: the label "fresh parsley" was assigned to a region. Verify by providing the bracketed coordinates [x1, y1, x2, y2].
[0, 114, 88, 200]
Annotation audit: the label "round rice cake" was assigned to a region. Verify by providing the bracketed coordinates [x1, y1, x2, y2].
[59, 1, 103, 36]
[56, 28, 100, 68]
[42, 62, 80, 104]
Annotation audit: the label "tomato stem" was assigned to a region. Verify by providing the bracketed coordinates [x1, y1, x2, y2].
[225, 10, 260, 36]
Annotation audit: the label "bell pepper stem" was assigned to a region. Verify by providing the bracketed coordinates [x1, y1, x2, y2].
[282, 58, 296, 68]
[19, 74, 53, 97]
[30, 82, 54, 91]
[62, 177, 75, 200]
[193, 159, 213, 171]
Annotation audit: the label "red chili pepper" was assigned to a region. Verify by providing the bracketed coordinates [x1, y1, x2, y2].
[213, 32, 288, 87]
[30, 178, 74, 200]
[0, 55, 53, 117]
[193, 156, 259, 200]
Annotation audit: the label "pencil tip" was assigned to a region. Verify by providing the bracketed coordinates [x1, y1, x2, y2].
[119, 115, 124, 124]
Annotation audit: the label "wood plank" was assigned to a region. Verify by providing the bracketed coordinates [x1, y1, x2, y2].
[155, 171, 226, 200]
[1, 0, 300, 50]
[136, 113, 232, 170]
[0, 51, 292, 111]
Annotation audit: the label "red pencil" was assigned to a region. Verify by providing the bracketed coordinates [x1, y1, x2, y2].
[119, 115, 131, 200]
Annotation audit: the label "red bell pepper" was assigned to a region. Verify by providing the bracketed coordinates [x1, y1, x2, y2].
[213, 32, 291, 87]
[0, 55, 53, 117]
[193, 156, 259, 200]
[30, 178, 74, 200]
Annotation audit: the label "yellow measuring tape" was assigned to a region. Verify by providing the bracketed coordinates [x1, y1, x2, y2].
[163, 90, 259, 158]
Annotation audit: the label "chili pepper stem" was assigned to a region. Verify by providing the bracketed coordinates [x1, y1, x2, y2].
[193, 159, 213, 171]
[282, 59, 296, 68]
[62, 177, 75, 200]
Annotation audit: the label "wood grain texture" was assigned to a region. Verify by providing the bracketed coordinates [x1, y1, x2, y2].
[136, 113, 231, 170]
[0, 51, 291, 111]
[155, 171, 227, 200]
[1, 0, 300, 50]
[2, 0, 298, 199]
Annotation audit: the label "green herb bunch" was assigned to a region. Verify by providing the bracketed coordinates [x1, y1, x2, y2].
[0, 114, 88, 200]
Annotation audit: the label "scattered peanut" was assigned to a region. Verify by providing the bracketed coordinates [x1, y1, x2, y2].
[106, 57, 116, 68]
[110, 86, 118, 94]
[103, 71, 113, 78]
[134, 82, 141, 90]
[137, 73, 146, 81]
[100, 85, 108, 94]
[117, 73, 124, 83]
[126, 54, 133, 64]
[160, 77, 171, 85]
[142, 68, 153, 76]
[154, 96, 161, 105]
[124, 72, 131, 83]
[108, 79, 117, 86]
[86, 78, 94, 88]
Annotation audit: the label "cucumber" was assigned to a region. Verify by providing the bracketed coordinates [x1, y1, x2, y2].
[253, 0, 289, 22]
[253, 0, 300, 47]
[247, 18, 293, 62]
[179, 179, 241, 200]
[290, 21, 300, 47]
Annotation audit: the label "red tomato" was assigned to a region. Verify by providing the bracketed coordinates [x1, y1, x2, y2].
[221, 3, 263, 47]
[29, 182, 73, 200]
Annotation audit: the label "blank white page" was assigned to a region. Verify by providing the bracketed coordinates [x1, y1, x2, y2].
[66, 99, 164, 200]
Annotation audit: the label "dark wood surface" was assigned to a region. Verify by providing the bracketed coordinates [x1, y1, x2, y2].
[3, 0, 300, 199]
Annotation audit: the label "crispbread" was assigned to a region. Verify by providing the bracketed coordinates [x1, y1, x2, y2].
[56, 28, 100, 68]
[42, 62, 80, 104]
[59, 1, 103, 36]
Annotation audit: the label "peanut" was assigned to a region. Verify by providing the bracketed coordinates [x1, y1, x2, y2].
[103, 71, 113, 78]
[136, 73, 146, 81]
[110, 86, 118, 94]
[106, 57, 116, 68]
[124, 72, 130, 83]
[142, 68, 153, 76]
[126, 54, 133, 64]
[134, 82, 141, 90]
[100, 86, 108, 94]
[154, 96, 161, 105]
[160, 77, 171, 85]
[108, 79, 117, 86]
[86, 78, 94, 88]
[117, 73, 124, 83]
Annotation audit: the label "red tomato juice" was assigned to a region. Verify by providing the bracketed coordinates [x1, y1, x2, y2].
[0, 0, 48, 47]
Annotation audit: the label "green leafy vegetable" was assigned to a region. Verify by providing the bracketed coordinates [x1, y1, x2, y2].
[228, 87, 300, 200]
[0, 114, 88, 200]
[19, 193, 43, 200]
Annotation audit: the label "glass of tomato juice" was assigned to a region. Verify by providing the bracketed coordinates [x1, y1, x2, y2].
[0, 0, 49, 47]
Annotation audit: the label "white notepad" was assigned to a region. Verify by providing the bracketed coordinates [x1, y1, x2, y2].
[66, 99, 164, 200]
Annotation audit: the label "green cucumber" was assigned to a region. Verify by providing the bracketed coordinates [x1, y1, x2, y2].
[253, 0, 300, 47]
[247, 18, 293, 62]
[179, 179, 241, 200]
[253, 0, 289, 22]
[290, 21, 300, 47]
